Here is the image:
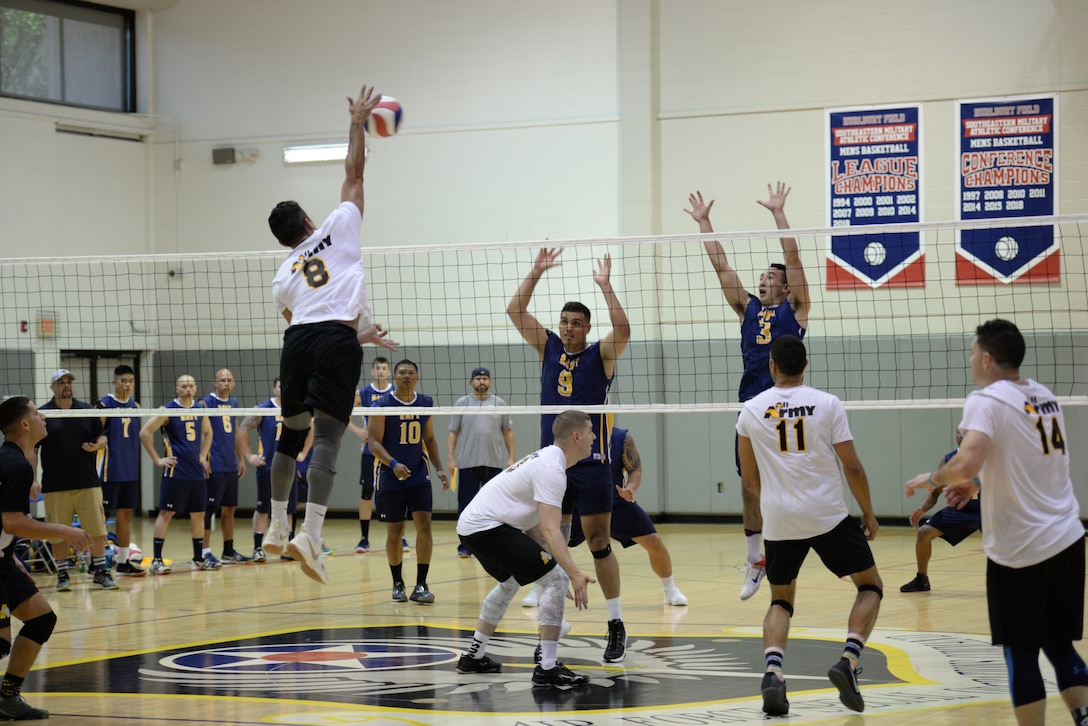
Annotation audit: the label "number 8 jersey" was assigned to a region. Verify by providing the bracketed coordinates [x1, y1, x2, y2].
[272, 201, 372, 331]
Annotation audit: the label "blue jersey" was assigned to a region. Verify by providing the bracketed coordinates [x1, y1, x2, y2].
[358, 383, 391, 455]
[97, 394, 140, 482]
[539, 331, 611, 464]
[161, 399, 207, 480]
[738, 296, 805, 402]
[609, 427, 628, 487]
[375, 392, 434, 487]
[203, 394, 239, 473]
[255, 399, 282, 472]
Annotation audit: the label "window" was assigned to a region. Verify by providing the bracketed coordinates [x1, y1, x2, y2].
[0, 0, 134, 112]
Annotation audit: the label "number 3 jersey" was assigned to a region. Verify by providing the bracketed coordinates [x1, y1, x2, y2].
[959, 378, 1081, 568]
[272, 201, 372, 331]
[739, 297, 805, 402]
[736, 384, 853, 540]
[374, 392, 434, 488]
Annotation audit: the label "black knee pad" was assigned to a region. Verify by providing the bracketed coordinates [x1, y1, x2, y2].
[858, 584, 884, 600]
[277, 426, 309, 459]
[770, 599, 794, 617]
[0, 638, 10, 660]
[590, 545, 612, 560]
[19, 611, 57, 646]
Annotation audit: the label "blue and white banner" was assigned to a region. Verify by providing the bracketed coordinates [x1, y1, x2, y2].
[956, 95, 1058, 284]
[827, 104, 924, 288]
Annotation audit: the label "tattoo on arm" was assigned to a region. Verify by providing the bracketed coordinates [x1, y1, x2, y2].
[622, 435, 641, 473]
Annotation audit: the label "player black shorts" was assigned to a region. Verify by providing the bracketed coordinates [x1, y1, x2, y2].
[0, 556, 40, 629]
[459, 523, 559, 586]
[560, 460, 613, 517]
[159, 477, 207, 515]
[101, 480, 139, 510]
[207, 471, 240, 509]
[988, 537, 1085, 648]
[375, 480, 432, 523]
[926, 499, 982, 546]
[279, 322, 363, 424]
[359, 453, 376, 500]
[766, 516, 876, 586]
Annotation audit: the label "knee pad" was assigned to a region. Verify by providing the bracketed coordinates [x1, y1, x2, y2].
[770, 599, 794, 617]
[1005, 645, 1046, 706]
[591, 545, 612, 560]
[858, 584, 884, 600]
[0, 638, 9, 660]
[1043, 642, 1088, 692]
[277, 425, 309, 460]
[19, 611, 57, 646]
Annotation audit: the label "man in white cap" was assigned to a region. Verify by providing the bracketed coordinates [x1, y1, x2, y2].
[38, 369, 119, 591]
[447, 367, 515, 558]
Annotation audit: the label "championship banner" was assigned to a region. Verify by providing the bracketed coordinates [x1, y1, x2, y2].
[827, 104, 923, 289]
[956, 96, 1058, 285]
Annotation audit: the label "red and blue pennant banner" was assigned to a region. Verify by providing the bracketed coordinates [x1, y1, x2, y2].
[826, 105, 924, 289]
[956, 96, 1058, 285]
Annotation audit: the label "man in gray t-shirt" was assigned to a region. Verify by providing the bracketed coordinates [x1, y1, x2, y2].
[447, 367, 516, 557]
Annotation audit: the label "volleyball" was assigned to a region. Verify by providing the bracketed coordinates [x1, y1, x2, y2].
[365, 96, 403, 137]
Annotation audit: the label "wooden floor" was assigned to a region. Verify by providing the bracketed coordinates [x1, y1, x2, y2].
[22, 518, 1084, 725]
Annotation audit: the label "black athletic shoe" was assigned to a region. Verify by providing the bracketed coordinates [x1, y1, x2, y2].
[900, 573, 931, 592]
[391, 583, 408, 602]
[456, 653, 501, 674]
[0, 694, 49, 720]
[828, 658, 864, 712]
[761, 671, 789, 716]
[532, 662, 590, 687]
[116, 560, 146, 576]
[603, 618, 627, 663]
[410, 583, 435, 604]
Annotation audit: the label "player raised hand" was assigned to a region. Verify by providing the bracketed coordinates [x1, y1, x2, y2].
[684, 191, 715, 225]
[593, 253, 613, 288]
[757, 181, 791, 215]
[358, 323, 399, 352]
[347, 85, 382, 122]
[533, 247, 563, 277]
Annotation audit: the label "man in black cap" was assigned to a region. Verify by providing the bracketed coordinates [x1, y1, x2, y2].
[447, 367, 516, 558]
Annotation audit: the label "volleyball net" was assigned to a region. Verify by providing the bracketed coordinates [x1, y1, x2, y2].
[3, 214, 1086, 420]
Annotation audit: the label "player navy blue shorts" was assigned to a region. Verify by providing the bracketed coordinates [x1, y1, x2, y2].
[568, 492, 657, 548]
[560, 460, 613, 517]
[255, 469, 299, 515]
[159, 477, 207, 515]
[375, 479, 432, 523]
[925, 499, 982, 546]
[101, 480, 139, 510]
[0, 556, 40, 629]
[459, 523, 559, 586]
[279, 322, 363, 424]
[988, 537, 1085, 647]
[766, 516, 876, 586]
[207, 471, 240, 509]
[359, 453, 376, 500]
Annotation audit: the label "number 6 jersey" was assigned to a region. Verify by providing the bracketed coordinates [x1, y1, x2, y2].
[272, 201, 372, 331]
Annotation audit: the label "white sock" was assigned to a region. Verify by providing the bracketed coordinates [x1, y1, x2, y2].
[119, 546, 130, 562]
[606, 597, 622, 621]
[467, 631, 490, 659]
[271, 501, 289, 528]
[539, 640, 558, 670]
[746, 533, 762, 564]
[660, 576, 676, 591]
[302, 502, 327, 543]
[202, 547, 212, 556]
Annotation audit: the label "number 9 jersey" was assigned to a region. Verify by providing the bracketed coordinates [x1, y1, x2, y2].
[272, 201, 372, 331]
[539, 330, 612, 464]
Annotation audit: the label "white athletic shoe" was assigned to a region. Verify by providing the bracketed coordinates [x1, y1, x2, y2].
[740, 557, 767, 601]
[287, 532, 328, 585]
[663, 586, 689, 606]
[522, 583, 543, 607]
[262, 517, 289, 556]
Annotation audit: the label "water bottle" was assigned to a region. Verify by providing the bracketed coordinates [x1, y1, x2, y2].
[72, 514, 80, 528]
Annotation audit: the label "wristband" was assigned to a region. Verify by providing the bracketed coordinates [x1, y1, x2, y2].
[927, 474, 937, 487]
[390, 459, 400, 469]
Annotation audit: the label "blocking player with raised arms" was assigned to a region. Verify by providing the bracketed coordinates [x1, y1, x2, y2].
[907, 319, 1088, 726]
[201, 369, 250, 565]
[507, 247, 632, 663]
[367, 360, 449, 604]
[265, 83, 398, 585]
[736, 335, 880, 716]
[0, 397, 92, 721]
[96, 364, 145, 575]
[139, 374, 217, 574]
[684, 182, 810, 600]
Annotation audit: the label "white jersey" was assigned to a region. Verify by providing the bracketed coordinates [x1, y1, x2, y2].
[959, 378, 1081, 568]
[456, 445, 567, 536]
[272, 202, 372, 330]
[736, 384, 853, 540]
